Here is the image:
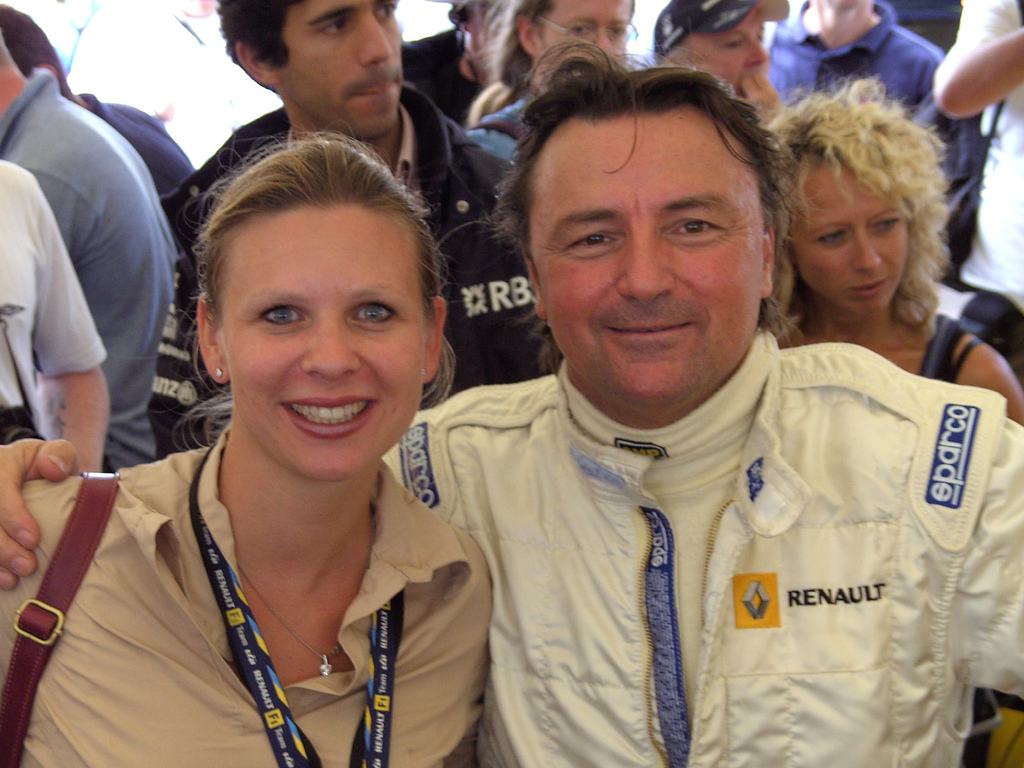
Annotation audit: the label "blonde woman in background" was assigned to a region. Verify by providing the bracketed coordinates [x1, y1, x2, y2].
[770, 79, 1024, 423]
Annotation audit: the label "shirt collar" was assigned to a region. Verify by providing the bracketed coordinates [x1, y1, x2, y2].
[0, 70, 55, 143]
[121, 431, 473, 652]
[855, 0, 895, 53]
[101, 428, 478, 693]
[795, 0, 895, 52]
[282, 103, 417, 191]
[562, 332, 776, 463]
[395, 102, 418, 192]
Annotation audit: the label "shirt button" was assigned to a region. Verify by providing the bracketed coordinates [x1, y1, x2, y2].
[456, 199, 470, 214]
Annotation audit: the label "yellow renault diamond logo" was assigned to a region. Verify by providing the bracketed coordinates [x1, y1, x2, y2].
[733, 573, 781, 629]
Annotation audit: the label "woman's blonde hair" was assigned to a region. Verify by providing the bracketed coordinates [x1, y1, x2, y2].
[191, 134, 454, 440]
[768, 79, 949, 338]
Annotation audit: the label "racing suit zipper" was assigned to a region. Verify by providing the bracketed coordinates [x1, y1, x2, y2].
[702, 499, 732, 601]
[637, 506, 670, 768]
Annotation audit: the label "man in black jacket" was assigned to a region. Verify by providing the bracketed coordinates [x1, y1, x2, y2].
[152, 0, 542, 456]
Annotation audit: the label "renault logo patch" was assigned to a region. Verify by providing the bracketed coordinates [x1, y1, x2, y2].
[733, 573, 781, 629]
[926, 404, 979, 509]
[614, 438, 668, 458]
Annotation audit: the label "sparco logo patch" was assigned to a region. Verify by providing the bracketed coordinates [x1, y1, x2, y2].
[399, 423, 439, 509]
[614, 438, 667, 457]
[926, 404, 979, 509]
[733, 573, 781, 629]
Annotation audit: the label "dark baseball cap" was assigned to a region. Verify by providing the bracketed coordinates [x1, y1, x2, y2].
[654, 0, 789, 56]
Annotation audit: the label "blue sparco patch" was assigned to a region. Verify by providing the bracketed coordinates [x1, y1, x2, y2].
[926, 404, 979, 509]
[399, 422, 439, 508]
[746, 458, 765, 501]
[570, 445, 628, 490]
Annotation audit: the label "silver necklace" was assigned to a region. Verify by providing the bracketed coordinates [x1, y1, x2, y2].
[237, 565, 343, 676]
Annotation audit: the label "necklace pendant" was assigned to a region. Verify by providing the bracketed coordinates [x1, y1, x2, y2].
[319, 655, 332, 676]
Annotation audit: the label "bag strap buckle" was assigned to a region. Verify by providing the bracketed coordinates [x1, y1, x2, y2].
[14, 599, 65, 646]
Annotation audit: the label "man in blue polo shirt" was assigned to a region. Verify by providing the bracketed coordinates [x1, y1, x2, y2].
[769, 0, 943, 107]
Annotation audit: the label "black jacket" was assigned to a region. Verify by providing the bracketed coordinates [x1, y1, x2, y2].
[402, 29, 481, 126]
[150, 88, 541, 457]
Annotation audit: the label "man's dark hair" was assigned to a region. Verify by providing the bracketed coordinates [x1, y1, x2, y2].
[219, 0, 304, 67]
[495, 44, 792, 369]
[0, 4, 75, 99]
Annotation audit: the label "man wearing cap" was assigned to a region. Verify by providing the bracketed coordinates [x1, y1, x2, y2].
[654, 0, 789, 114]
[403, 0, 494, 125]
[769, 0, 943, 108]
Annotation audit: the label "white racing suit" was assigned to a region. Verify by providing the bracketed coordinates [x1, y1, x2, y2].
[389, 335, 1024, 767]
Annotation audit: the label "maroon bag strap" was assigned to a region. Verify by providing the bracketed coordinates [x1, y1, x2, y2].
[0, 472, 119, 768]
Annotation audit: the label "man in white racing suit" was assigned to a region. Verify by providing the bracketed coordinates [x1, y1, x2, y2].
[394, 52, 1024, 767]
[2, 49, 1024, 768]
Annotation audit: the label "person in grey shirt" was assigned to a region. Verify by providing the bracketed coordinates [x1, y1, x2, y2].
[0, 27, 175, 468]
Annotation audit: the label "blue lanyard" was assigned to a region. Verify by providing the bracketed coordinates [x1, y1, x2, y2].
[641, 506, 691, 767]
[360, 595, 403, 768]
[188, 450, 403, 768]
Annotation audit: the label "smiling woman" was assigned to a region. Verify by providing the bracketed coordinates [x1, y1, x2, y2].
[0, 135, 490, 767]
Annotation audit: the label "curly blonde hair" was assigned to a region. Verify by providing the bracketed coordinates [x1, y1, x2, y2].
[768, 79, 949, 339]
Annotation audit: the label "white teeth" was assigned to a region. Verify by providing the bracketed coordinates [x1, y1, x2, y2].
[290, 402, 368, 424]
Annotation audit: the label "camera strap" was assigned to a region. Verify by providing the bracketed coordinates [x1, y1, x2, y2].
[0, 312, 34, 415]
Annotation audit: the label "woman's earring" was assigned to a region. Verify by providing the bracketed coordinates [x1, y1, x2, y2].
[215, 368, 224, 379]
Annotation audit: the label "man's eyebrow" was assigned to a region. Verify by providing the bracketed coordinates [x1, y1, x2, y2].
[662, 194, 733, 213]
[556, 209, 618, 226]
[547, 208, 619, 238]
[308, 4, 356, 27]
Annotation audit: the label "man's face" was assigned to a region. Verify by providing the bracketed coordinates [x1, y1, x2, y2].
[525, 110, 774, 429]
[242, 0, 403, 141]
[519, 0, 634, 60]
[667, 6, 769, 91]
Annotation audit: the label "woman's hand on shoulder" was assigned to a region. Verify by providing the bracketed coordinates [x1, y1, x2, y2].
[0, 439, 79, 588]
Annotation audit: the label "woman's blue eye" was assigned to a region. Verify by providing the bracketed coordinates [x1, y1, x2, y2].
[263, 306, 298, 324]
[358, 303, 394, 322]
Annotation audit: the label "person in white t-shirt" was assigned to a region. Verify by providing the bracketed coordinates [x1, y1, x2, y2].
[0, 160, 108, 470]
[934, 0, 1024, 378]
